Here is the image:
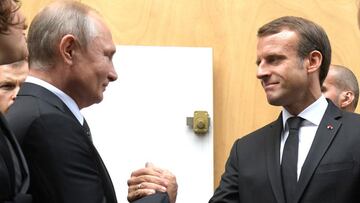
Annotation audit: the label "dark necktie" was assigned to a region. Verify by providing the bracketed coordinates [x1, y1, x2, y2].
[281, 116, 304, 203]
[83, 119, 92, 142]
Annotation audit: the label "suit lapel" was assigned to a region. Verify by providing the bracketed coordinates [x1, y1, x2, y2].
[293, 102, 342, 203]
[266, 114, 286, 203]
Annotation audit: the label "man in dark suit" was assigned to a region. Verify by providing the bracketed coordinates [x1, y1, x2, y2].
[5, 1, 175, 203]
[209, 16, 360, 203]
[0, 1, 31, 202]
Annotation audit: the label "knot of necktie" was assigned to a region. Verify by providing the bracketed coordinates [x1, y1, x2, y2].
[287, 116, 304, 131]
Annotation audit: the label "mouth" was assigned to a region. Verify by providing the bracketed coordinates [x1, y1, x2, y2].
[262, 81, 279, 90]
[103, 83, 109, 91]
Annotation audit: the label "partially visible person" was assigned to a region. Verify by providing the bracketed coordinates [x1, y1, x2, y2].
[0, 60, 28, 113]
[0, 0, 31, 202]
[127, 163, 177, 203]
[321, 64, 359, 112]
[0, 0, 28, 65]
[6, 1, 174, 203]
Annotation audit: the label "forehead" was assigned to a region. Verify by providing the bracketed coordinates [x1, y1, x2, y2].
[89, 14, 116, 52]
[0, 63, 28, 78]
[257, 30, 299, 56]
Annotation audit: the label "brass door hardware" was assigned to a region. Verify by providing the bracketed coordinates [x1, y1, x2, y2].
[186, 111, 210, 134]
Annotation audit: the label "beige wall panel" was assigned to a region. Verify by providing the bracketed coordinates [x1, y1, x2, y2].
[22, 0, 360, 191]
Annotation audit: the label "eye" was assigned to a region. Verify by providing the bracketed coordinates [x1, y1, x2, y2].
[104, 51, 115, 61]
[0, 83, 16, 91]
[266, 55, 285, 66]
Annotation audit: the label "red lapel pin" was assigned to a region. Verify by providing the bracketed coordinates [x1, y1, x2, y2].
[327, 124, 334, 130]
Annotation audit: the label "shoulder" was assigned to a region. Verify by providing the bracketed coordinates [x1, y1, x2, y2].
[228, 119, 279, 157]
[6, 93, 73, 144]
[25, 113, 84, 143]
[235, 119, 279, 145]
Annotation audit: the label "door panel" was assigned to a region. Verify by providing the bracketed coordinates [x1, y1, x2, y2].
[82, 45, 214, 202]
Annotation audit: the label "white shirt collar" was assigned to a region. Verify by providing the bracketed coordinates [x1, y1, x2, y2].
[282, 95, 328, 128]
[26, 76, 84, 125]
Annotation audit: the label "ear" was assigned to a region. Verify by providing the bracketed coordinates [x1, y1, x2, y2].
[306, 50, 322, 74]
[339, 91, 355, 109]
[59, 34, 77, 65]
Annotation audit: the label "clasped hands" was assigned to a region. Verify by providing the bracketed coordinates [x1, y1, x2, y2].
[127, 162, 177, 203]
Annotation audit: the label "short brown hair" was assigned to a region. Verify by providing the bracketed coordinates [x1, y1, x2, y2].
[0, 0, 21, 34]
[258, 16, 332, 86]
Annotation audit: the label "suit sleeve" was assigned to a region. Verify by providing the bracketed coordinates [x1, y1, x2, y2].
[23, 114, 109, 203]
[209, 140, 240, 203]
[132, 192, 169, 203]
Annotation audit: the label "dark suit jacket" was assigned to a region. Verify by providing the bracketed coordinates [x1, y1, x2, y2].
[0, 113, 31, 203]
[6, 82, 169, 203]
[210, 101, 360, 203]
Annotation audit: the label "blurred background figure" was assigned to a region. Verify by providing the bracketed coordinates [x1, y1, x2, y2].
[0, 60, 28, 113]
[0, 0, 31, 202]
[322, 64, 359, 112]
[0, 0, 28, 65]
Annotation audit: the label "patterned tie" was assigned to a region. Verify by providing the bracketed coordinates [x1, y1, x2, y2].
[281, 116, 304, 203]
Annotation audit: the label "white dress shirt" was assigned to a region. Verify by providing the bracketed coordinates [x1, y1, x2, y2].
[280, 95, 328, 180]
[25, 76, 84, 125]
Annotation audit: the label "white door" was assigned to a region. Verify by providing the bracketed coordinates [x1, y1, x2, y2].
[82, 45, 213, 203]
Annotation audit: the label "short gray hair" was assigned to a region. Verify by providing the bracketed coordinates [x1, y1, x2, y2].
[27, 1, 99, 69]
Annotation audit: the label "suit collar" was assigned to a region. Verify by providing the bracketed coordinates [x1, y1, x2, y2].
[266, 114, 286, 203]
[25, 77, 84, 124]
[282, 95, 328, 127]
[293, 100, 342, 203]
[19, 82, 72, 115]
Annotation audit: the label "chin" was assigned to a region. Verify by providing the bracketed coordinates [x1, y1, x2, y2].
[266, 97, 283, 106]
[94, 94, 104, 104]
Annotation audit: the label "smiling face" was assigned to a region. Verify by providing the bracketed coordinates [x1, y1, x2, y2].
[0, 1, 28, 64]
[69, 14, 118, 109]
[256, 30, 311, 113]
[0, 60, 28, 113]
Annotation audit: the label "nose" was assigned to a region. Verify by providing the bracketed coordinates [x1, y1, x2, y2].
[108, 64, 118, 82]
[11, 86, 21, 101]
[11, 93, 17, 102]
[256, 62, 270, 80]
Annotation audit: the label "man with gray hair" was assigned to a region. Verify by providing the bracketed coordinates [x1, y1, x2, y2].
[322, 64, 359, 112]
[6, 1, 176, 203]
